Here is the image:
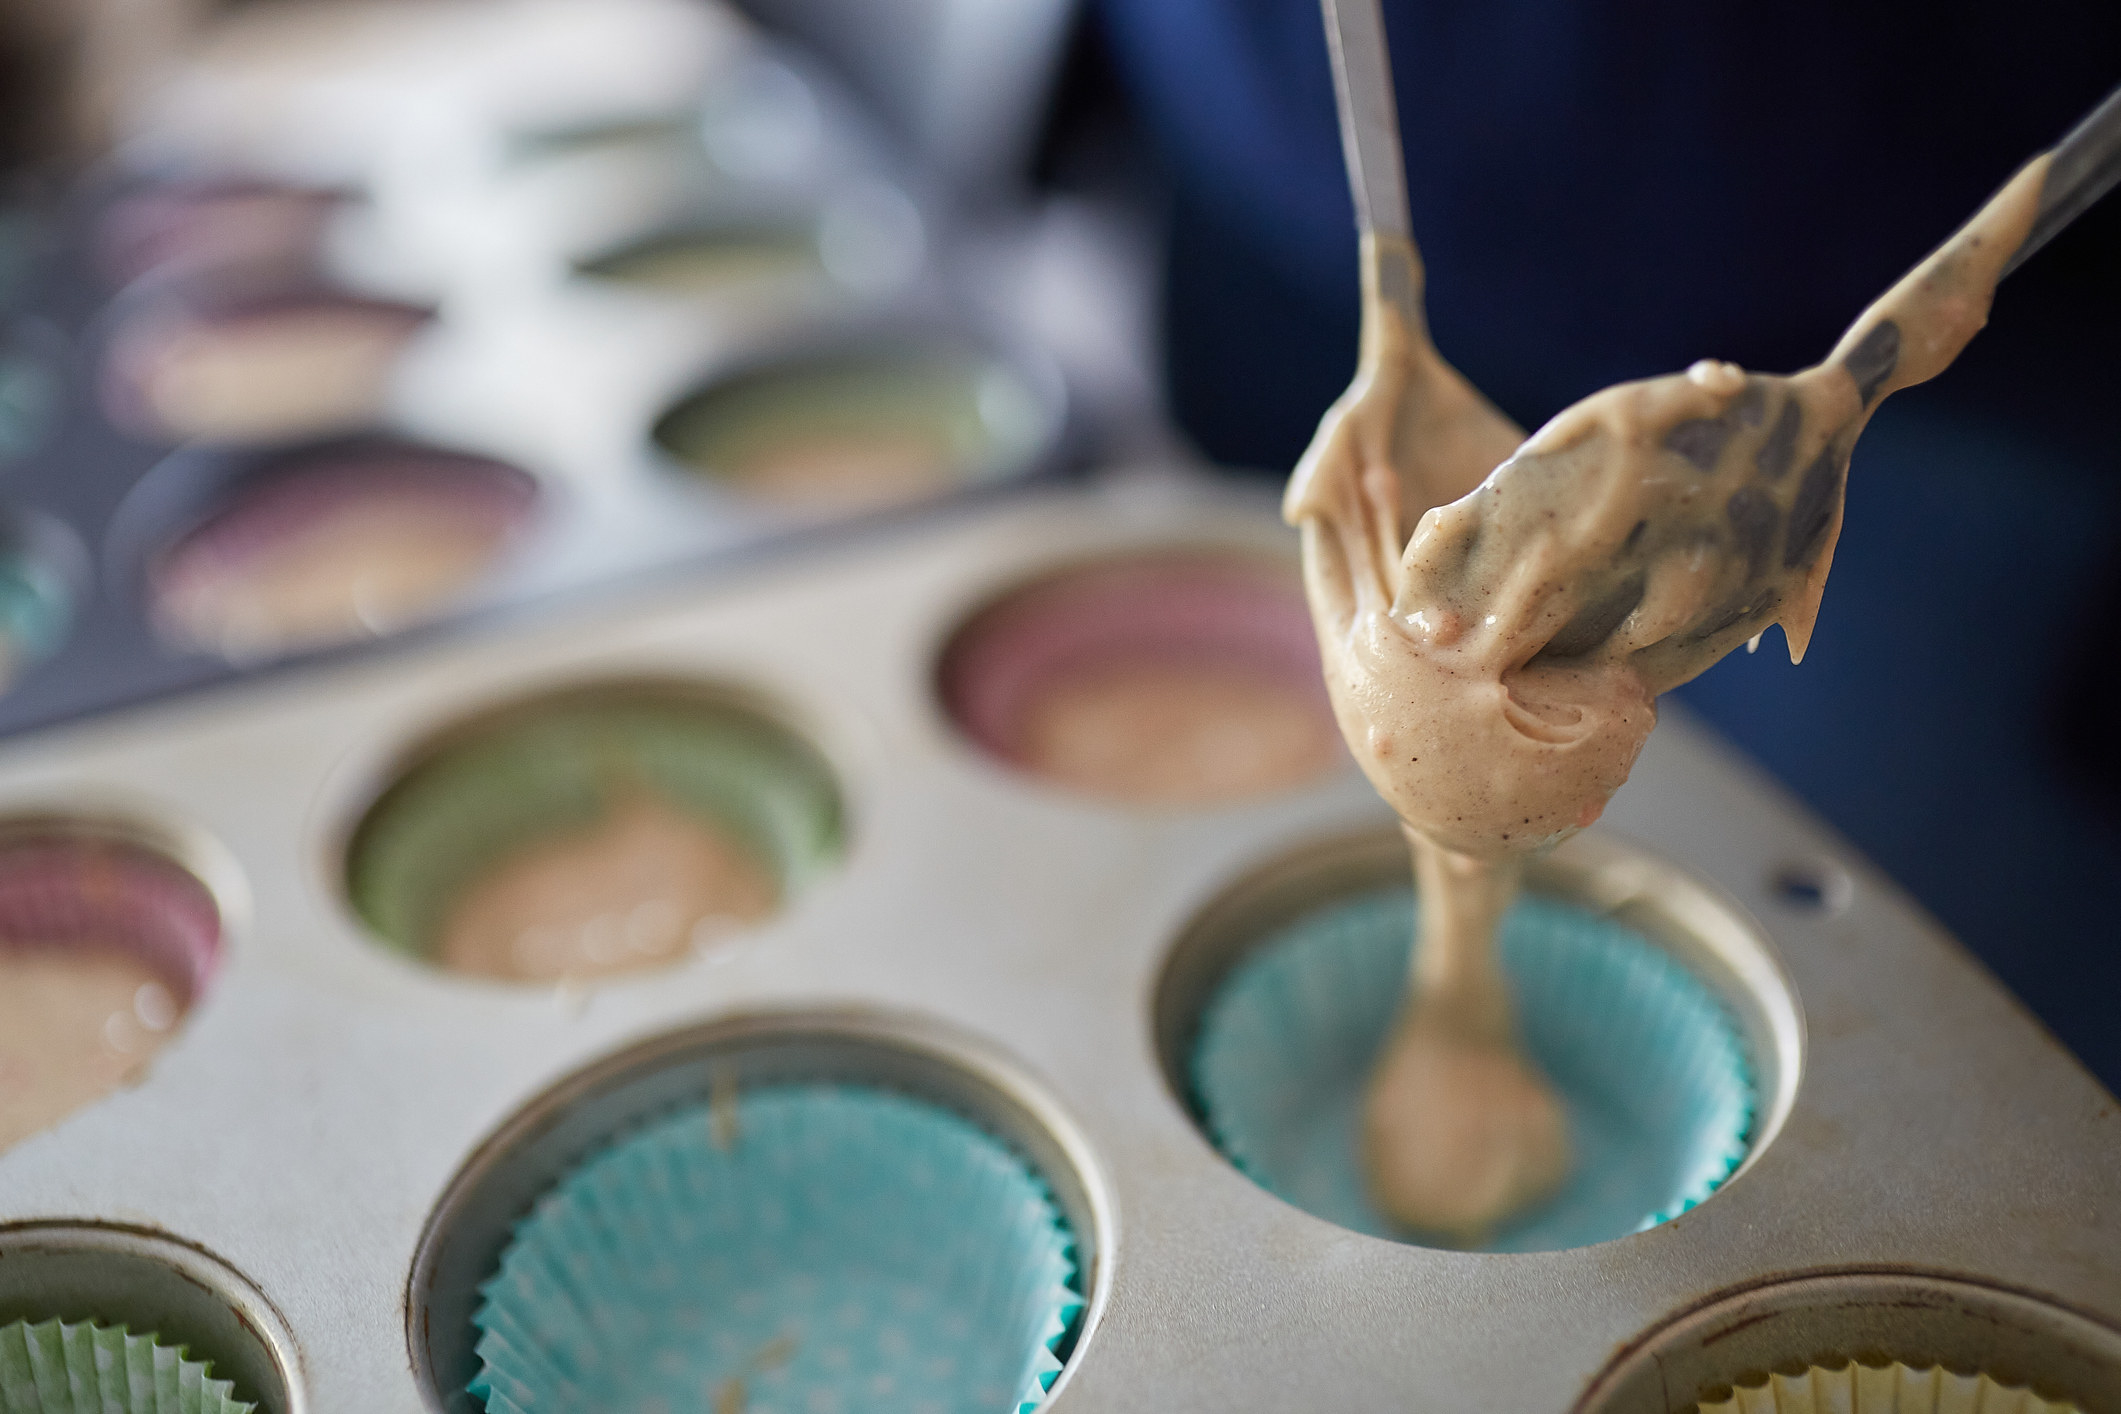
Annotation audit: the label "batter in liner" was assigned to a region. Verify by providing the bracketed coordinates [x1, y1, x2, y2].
[0, 948, 181, 1151]
[438, 790, 778, 983]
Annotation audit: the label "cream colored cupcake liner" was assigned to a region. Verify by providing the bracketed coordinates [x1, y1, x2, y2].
[1696, 1360, 2081, 1413]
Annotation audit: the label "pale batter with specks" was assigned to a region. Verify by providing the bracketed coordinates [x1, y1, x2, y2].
[1017, 657, 1343, 805]
[1288, 154, 2050, 1240]
[0, 948, 181, 1151]
[438, 791, 778, 983]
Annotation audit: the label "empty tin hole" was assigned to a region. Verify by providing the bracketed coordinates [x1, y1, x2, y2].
[1575, 1271, 2121, 1413]
[0, 819, 223, 1153]
[1153, 828, 1803, 1252]
[408, 1013, 1100, 1414]
[345, 680, 842, 985]
[139, 435, 538, 663]
[0, 1222, 301, 1414]
[653, 340, 1056, 512]
[937, 549, 1341, 808]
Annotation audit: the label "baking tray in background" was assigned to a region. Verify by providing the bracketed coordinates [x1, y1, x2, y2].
[0, 6, 1072, 743]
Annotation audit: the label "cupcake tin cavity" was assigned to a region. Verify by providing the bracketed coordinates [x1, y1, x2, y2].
[0, 480, 2114, 1412]
[0, 1223, 301, 1414]
[1185, 875, 1756, 1252]
[411, 1013, 1094, 1414]
[345, 678, 842, 983]
[0, 815, 225, 1153]
[1579, 1272, 2121, 1414]
[135, 437, 540, 662]
[0, 2, 1063, 740]
[936, 548, 1337, 805]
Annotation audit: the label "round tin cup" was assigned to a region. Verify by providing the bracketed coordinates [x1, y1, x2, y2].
[936, 548, 1341, 808]
[0, 1222, 303, 1414]
[342, 679, 843, 983]
[1576, 1271, 2121, 1414]
[1155, 828, 1803, 1252]
[112, 432, 539, 664]
[0, 815, 227, 1152]
[0, 508, 83, 693]
[99, 270, 435, 447]
[649, 324, 1065, 517]
[409, 1011, 1103, 1414]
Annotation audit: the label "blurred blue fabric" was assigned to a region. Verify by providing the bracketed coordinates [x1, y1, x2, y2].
[1092, 0, 2121, 1088]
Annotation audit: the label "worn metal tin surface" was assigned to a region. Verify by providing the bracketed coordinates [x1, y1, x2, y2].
[0, 475, 2114, 1413]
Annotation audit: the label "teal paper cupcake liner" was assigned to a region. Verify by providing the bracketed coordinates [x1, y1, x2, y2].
[1192, 886, 1755, 1252]
[0, 1319, 254, 1414]
[471, 1084, 1082, 1414]
[347, 694, 843, 960]
[0, 550, 70, 685]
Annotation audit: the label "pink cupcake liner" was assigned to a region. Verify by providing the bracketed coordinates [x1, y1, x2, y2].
[939, 554, 1326, 762]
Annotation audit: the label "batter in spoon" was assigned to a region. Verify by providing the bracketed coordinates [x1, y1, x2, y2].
[1290, 150, 2052, 1240]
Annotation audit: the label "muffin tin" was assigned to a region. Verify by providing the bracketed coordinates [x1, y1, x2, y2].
[0, 4, 1065, 741]
[0, 477, 2113, 1411]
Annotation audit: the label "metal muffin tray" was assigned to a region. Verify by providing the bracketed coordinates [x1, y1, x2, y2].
[0, 21, 1067, 742]
[0, 475, 2115, 1413]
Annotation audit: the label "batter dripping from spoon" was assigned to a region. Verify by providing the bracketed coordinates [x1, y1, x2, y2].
[1288, 151, 2052, 1241]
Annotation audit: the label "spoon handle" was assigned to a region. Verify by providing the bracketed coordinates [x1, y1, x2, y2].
[2003, 82, 2121, 279]
[1321, 0, 1411, 239]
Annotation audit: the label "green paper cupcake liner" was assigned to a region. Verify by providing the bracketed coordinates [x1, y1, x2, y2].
[1192, 886, 1755, 1251]
[0, 1319, 253, 1414]
[347, 694, 842, 961]
[471, 1084, 1081, 1414]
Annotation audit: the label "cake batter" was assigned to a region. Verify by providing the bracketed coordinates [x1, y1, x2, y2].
[437, 791, 778, 983]
[725, 429, 953, 508]
[1019, 656, 1341, 805]
[111, 297, 425, 444]
[1290, 152, 2050, 1238]
[155, 458, 529, 658]
[0, 947, 180, 1151]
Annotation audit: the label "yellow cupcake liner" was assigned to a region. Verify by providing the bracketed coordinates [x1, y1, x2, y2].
[1696, 1361, 2080, 1414]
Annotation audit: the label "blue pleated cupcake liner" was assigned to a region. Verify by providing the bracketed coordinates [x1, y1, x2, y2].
[471, 1084, 1082, 1414]
[1192, 885, 1755, 1252]
[0, 1319, 253, 1414]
